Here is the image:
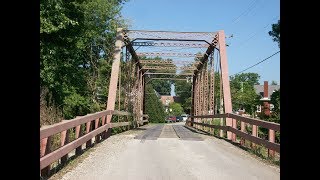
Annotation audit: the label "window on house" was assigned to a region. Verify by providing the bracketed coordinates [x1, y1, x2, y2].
[256, 105, 261, 112]
[270, 104, 274, 111]
[259, 92, 264, 97]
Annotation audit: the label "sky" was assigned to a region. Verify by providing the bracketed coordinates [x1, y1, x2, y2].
[121, 0, 280, 95]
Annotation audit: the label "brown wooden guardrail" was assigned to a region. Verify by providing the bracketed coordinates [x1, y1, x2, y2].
[40, 110, 145, 176]
[186, 113, 280, 156]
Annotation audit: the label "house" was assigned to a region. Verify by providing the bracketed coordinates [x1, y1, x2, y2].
[159, 95, 180, 112]
[254, 81, 280, 114]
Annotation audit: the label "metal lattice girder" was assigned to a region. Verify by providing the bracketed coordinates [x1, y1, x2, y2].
[144, 72, 194, 76]
[200, 70, 204, 115]
[141, 66, 196, 71]
[139, 60, 200, 65]
[148, 78, 189, 81]
[203, 62, 208, 115]
[124, 30, 218, 43]
[137, 52, 204, 57]
[131, 41, 210, 48]
[196, 73, 200, 117]
[195, 33, 219, 74]
[209, 54, 215, 114]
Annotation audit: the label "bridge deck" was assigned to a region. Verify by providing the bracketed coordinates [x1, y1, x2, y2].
[58, 123, 279, 180]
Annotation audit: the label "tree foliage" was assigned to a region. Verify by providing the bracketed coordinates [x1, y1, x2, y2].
[168, 102, 184, 116]
[144, 84, 166, 123]
[40, 0, 128, 120]
[268, 89, 280, 124]
[141, 56, 174, 95]
[230, 73, 261, 114]
[174, 80, 192, 113]
[268, 20, 280, 48]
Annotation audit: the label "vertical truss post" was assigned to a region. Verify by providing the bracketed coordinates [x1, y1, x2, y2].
[106, 28, 123, 123]
[218, 30, 233, 140]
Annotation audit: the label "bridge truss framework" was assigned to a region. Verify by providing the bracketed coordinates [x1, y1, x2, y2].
[106, 28, 233, 140]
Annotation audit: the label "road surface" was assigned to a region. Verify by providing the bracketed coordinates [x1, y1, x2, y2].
[59, 123, 280, 180]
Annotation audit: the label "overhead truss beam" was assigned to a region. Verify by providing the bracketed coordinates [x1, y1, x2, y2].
[144, 72, 194, 76]
[141, 66, 196, 71]
[140, 60, 200, 65]
[132, 41, 209, 48]
[137, 52, 204, 57]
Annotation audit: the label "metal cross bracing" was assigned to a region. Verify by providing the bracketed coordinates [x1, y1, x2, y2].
[106, 28, 233, 140]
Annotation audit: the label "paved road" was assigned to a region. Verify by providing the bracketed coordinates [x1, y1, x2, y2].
[60, 123, 280, 180]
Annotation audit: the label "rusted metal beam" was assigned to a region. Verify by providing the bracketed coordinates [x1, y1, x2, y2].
[203, 63, 208, 114]
[137, 52, 203, 57]
[141, 66, 196, 71]
[194, 34, 218, 75]
[144, 72, 194, 76]
[125, 30, 218, 43]
[132, 41, 209, 48]
[139, 60, 200, 65]
[209, 53, 215, 114]
[147, 78, 189, 81]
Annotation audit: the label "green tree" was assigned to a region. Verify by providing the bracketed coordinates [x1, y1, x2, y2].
[151, 80, 171, 95]
[145, 84, 166, 123]
[142, 56, 174, 95]
[271, 80, 278, 85]
[270, 89, 280, 123]
[168, 102, 184, 116]
[40, 0, 128, 120]
[268, 20, 280, 48]
[230, 73, 261, 114]
[175, 80, 192, 113]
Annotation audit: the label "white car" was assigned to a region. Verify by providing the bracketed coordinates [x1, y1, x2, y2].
[181, 114, 188, 121]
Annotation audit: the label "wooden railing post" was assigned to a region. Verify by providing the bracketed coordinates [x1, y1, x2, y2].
[95, 118, 100, 143]
[75, 125, 82, 155]
[252, 125, 258, 148]
[220, 117, 225, 137]
[232, 118, 237, 142]
[268, 129, 275, 158]
[240, 121, 246, 146]
[100, 116, 106, 139]
[60, 127, 69, 164]
[40, 136, 51, 176]
[86, 121, 92, 148]
[209, 119, 213, 135]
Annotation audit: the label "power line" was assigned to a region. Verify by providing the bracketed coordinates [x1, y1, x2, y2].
[231, 0, 260, 24]
[235, 15, 280, 47]
[230, 50, 280, 76]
